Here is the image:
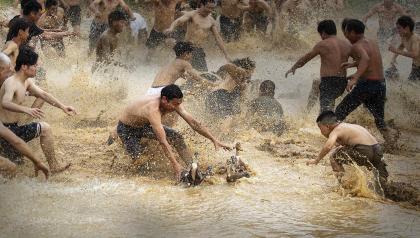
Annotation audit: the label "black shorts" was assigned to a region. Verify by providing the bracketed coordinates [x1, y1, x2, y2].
[0, 122, 41, 163]
[220, 15, 242, 42]
[408, 64, 420, 81]
[89, 21, 108, 52]
[66, 5, 81, 26]
[246, 12, 269, 32]
[319, 76, 347, 112]
[117, 121, 183, 160]
[191, 47, 207, 72]
[205, 88, 241, 118]
[145, 29, 167, 49]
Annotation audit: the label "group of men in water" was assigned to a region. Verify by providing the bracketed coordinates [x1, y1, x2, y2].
[0, 1, 419, 193]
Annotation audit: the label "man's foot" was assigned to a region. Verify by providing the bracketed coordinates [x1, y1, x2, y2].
[51, 163, 72, 175]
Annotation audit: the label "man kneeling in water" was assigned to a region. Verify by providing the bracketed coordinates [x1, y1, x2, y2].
[116, 84, 231, 180]
[307, 111, 388, 188]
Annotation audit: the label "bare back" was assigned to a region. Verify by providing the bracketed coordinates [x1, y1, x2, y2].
[332, 123, 378, 146]
[354, 38, 384, 80]
[185, 11, 215, 46]
[318, 37, 352, 77]
[152, 59, 189, 87]
[119, 95, 162, 127]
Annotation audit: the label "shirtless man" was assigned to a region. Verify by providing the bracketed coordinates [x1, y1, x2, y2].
[165, 0, 231, 71]
[307, 111, 388, 189]
[38, 0, 67, 57]
[147, 41, 214, 95]
[337, 19, 396, 149]
[362, 0, 406, 46]
[0, 47, 76, 174]
[243, 0, 274, 35]
[389, 16, 420, 81]
[116, 84, 231, 180]
[94, 10, 127, 71]
[285, 20, 351, 113]
[145, 0, 184, 57]
[88, 0, 134, 54]
[59, 0, 81, 33]
[219, 0, 249, 42]
[0, 53, 49, 179]
[3, 18, 31, 67]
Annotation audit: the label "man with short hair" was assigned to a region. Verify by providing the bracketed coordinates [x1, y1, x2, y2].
[307, 111, 388, 189]
[219, 0, 249, 42]
[0, 47, 76, 174]
[362, 0, 407, 46]
[389, 15, 419, 81]
[337, 19, 397, 149]
[116, 84, 231, 180]
[164, 0, 231, 71]
[3, 18, 31, 67]
[285, 20, 352, 113]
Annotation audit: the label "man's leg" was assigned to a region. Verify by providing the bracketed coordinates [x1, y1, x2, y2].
[335, 85, 363, 122]
[306, 79, 320, 112]
[408, 64, 420, 81]
[0, 157, 16, 178]
[38, 122, 70, 173]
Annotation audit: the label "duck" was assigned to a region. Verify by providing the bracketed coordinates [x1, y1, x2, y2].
[226, 142, 250, 183]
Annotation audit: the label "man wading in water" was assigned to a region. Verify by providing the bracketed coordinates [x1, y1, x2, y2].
[116, 84, 231, 180]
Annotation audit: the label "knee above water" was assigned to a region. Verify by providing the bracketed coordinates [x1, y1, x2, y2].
[40, 122, 52, 135]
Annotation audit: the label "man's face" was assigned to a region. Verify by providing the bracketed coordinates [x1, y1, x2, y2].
[22, 62, 38, 78]
[113, 20, 126, 33]
[0, 64, 13, 81]
[200, 2, 216, 16]
[344, 30, 358, 44]
[161, 97, 183, 112]
[318, 124, 332, 138]
[396, 24, 411, 37]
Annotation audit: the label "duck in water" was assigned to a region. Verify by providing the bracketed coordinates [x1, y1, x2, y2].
[226, 142, 250, 183]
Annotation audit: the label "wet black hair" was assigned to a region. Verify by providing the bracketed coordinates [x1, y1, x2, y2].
[341, 18, 350, 32]
[45, 0, 58, 9]
[161, 84, 184, 100]
[15, 46, 38, 71]
[260, 80, 275, 96]
[199, 0, 215, 7]
[317, 20, 337, 35]
[22, 0, 42, 16]
[316, 111, 338, 125]
[108, 10, 127, 25]
[345, 19, 365, 34]
[6, 18, 31, 41]
[396, 15, 415, 32]
[232, 57, 256, 70]
[173, 41, 194, 57]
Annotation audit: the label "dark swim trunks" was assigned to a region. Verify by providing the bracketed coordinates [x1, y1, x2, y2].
[246, 11, 269, 33]
[191, 47, 208, 72]
[408, 64, 420, 81]
[66, 5, 82, 26]
[332, 144, 388, 186]
[0, 122, 41, 164]
[117, 121, 185, 160]
[89, 20, 108, 53]
[319, 76, 347, 112]
[205, 87, 241, 118]
[145, 29, 167, 49]
[220, 15, 242, 42]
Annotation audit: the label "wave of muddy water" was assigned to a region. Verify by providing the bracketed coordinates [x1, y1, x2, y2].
[0, 7, 420, 237]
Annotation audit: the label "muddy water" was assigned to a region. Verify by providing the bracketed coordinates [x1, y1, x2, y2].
[0, 5, 420, 238]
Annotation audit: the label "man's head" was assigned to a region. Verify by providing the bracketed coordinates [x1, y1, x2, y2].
[22, 0, 43, 22]
[15, 46, 38, 77]
[317, 20, 337, 39]
[173, 41, 194, 61]
[160, 84, 184, 112]
[108, 10, 127, 33]
[198, 0, 216, 16]
[0, 53, 13, 82]
[259, 80, 276, 97]
[384, 0, 394, 8]
[45, 0, 58, 15]
[6, 18, 31, 42]
[232, 57, 256, 79]
[344, 19, 365, 43]
[316, 111, 340, 137]
[396, 15, 415, 37]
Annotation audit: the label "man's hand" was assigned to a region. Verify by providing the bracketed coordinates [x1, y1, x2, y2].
[172, 162, 183, 181]
[25, 108, 45, 119]
[213, 140, 232, 151]
[34, 162, 50, 180]
[346, 75, 358, 92]
[341, 62, 353, 70]
[306, 159, 318, 166]
[285, 68, 296, 78]
[62, 106, 77, 116]
[163, 28, 174, 35]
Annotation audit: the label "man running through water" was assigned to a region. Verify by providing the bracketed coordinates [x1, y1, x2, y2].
[0, 47, 76, 174]
[362, 0, 406, 47]
[88, 0, 134, 55]
[243, 0, 274, 36]
[389, 16, 420, 81]
[116, 84, 231, 180]
[307, 111, 388, 189]
[285, 20, 351, 113]
[59, 0, 82, 34]
[219, 0, 249, 42]
[337, 19, 397, 149]
[164, 0, 231, 71]
[0, 53, 49, 179]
